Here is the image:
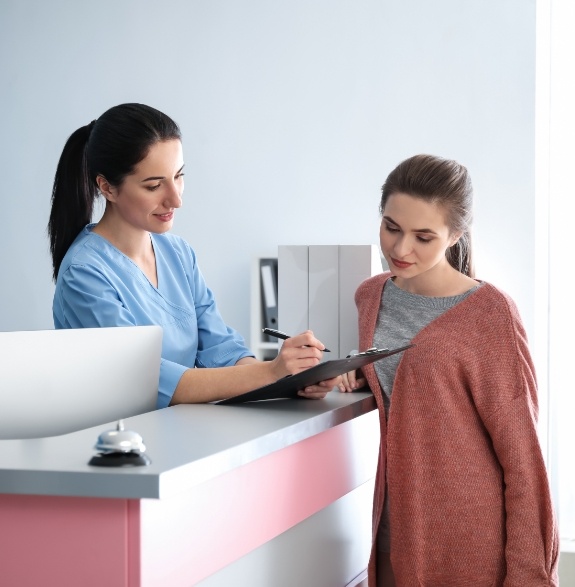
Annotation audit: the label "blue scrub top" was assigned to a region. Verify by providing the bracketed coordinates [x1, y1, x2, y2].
[53, 225, 253, 408]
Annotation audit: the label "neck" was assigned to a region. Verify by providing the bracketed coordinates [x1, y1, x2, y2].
[93, 216, 153, 264]
[393, 264, 475, 297]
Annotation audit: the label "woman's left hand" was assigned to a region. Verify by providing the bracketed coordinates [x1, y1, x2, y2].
[297, 376, 342, 400]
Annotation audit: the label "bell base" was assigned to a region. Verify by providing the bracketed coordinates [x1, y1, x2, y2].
[88, 451, 151, 467]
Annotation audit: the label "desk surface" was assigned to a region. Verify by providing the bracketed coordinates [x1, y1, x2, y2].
[0, 391, 376, 500]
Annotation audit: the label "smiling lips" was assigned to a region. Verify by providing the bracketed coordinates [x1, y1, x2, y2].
[155, 212, 174, 222]
[391, 257, 413, 269]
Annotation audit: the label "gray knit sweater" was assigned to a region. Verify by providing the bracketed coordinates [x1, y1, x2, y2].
[374, 278, 480, 414]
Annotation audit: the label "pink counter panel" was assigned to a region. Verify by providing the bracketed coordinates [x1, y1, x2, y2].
[0, 393, 379, 587]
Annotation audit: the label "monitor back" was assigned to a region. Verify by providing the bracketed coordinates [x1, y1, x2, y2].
[0, 325, 162, 439]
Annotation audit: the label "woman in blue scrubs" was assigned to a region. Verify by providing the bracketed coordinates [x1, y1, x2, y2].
[48, 103, 336, 407]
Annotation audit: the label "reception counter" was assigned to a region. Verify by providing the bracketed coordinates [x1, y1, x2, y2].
[0, 391, 379, 587]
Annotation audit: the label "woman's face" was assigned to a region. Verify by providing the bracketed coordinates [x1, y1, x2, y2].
[380, 192, 459, 281]
[103, 139, 184, 234]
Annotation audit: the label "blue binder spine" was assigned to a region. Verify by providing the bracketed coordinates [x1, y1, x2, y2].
[260, 259, 279, 342]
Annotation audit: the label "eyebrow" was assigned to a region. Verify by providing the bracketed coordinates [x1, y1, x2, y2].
[140, 164, 185, 183]
[383, 215, 438, 235]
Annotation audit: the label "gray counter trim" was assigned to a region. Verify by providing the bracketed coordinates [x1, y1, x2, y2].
[0, 392, 376, 500]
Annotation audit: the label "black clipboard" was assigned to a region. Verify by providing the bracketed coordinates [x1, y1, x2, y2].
[216, 344, 414, 405]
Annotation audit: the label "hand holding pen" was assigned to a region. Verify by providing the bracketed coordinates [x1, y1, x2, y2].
[262, 328, 331, 352]
[263, 328, 339, 399]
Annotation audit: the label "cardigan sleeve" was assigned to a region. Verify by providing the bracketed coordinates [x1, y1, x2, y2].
[470, 296, 559, 586]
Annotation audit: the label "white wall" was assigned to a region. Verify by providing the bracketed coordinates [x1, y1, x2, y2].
[543, 0, 575, 551]
[0, 0, 535, 345]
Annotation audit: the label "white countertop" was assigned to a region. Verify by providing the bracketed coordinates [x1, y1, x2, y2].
[0, 391, 376, 500]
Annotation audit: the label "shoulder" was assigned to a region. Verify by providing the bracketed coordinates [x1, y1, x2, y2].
[152, 232, 198, 262]
[471, 281, 523, 321]
[59, 225, 107, 270]
[355, 271, 392, 302]
[152, 231, 191, 250]
[452, 281, 529, 348]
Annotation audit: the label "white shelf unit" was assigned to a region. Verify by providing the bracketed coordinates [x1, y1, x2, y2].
[250, 256, 280, 361]
[250, 247, 383, 361]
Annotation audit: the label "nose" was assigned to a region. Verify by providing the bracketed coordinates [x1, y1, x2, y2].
[393, 234, 412, 258]
[164, 180, 183, 209]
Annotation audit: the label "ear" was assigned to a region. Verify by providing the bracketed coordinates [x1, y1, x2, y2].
[449, 230, 463, 247]
[96, 175, 118, 202]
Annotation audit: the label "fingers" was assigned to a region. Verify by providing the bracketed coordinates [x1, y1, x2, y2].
[278, 344, 322, 370]
[338, 370, 367, 393]
[298, 375, 341, 400]
[284, 330, 328, 353]
[298, 387, 329, 399]
[321, 375, 342, 388]
[339, 371, 354, 393]
[297, 383, 330, 399]
[273, 330, 329, 378]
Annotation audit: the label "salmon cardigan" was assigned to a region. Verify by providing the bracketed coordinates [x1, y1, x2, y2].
[357, 272, 559, 587]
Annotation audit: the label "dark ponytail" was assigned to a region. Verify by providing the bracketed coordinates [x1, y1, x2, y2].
[48, 123, 96, 281]
[48, 103, 181, 281]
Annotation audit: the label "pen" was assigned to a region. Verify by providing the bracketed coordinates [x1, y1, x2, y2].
[262, 328, 331, 352]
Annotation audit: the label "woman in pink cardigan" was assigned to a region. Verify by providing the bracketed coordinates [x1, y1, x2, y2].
[340, 154, 559, 586]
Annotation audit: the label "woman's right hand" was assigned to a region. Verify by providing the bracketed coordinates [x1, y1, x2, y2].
[269, 330, 326, 379]
[268, 330, 341, 399]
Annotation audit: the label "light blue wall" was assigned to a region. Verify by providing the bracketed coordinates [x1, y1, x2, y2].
[0, 0, 535, 342]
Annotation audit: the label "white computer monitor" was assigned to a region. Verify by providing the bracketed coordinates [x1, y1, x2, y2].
[0, 325, 162, 439]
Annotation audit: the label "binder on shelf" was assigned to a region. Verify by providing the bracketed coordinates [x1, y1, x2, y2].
[338, 245, 383, 356]
[278, 245, 309, 336]
[309, 246, 339, 359]
[260, 258, 279, 342]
